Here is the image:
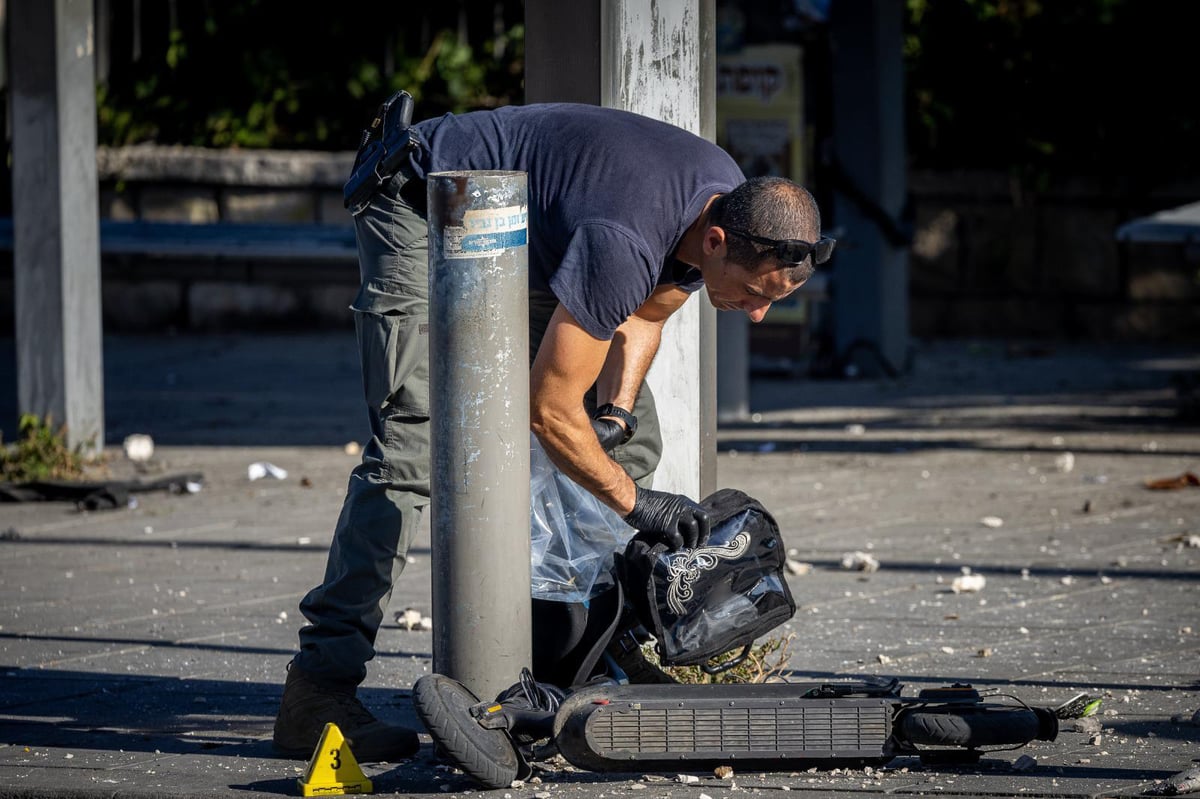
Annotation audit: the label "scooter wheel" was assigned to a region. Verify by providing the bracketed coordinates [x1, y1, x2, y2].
[412, 674, 523, 789]
[899, 707, 1053, 748]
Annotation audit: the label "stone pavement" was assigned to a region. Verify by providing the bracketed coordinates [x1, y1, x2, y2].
[0, 332, 1197, 799]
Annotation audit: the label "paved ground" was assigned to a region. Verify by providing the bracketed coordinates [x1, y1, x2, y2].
[0, 332, 1198, 798]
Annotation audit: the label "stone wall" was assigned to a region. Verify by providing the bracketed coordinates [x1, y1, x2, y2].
[4, 147, 1196, 341]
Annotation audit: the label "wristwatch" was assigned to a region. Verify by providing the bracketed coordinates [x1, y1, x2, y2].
[594, 403, 638, 445]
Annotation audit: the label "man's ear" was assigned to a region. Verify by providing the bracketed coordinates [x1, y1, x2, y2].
[703, 225, 727, 256]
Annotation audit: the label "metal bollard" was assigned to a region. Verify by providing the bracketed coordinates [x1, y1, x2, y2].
[427, 170, 531, 700]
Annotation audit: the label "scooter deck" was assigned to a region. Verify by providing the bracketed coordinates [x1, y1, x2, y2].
[553, 682, 897, 772]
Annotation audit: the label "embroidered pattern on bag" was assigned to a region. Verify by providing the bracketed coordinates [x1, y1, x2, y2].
[664, 530, 752, 615]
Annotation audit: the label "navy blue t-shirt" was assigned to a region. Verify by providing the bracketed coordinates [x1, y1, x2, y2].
[409, 104, 745, 340]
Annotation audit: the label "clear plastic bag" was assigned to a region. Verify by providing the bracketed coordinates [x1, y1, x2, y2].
[529, 434, 635, 602]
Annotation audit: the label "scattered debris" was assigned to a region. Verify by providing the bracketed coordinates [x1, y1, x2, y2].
[1056, 693, 1102, 719]
[1060, 575, 1076, 586]
[396, 608, 424, 630]
[123, 434, 155, 462]
[841, 551, 880, 572]
[1012, 754, 1037, 771]
[951, 570, 986, 593]
[1088, 734, 1103, 746]
[940, 646, 955, 655]
[713, 766, 734, 780]
[1144, 472, 1200, 490]
[785, 558, 813, 576]
[1054, 452, 1076, 473]
[1164, 533, 1200, 549]
[1169, 708, 1200, 725]
[1082, 499, 1092, 513]
[248, 462, 288, 481]
[975, 647, 993, 658]
[300, 477, 313, 488]
[844, 424, 866, 436]
[676, 774, 700, 785]
[979, 516, 1004, 528]
[877, 654, 894, 666]
[1145, 766, 1200, 796]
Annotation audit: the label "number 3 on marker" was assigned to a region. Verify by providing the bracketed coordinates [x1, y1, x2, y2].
[329, 748, 342, 769]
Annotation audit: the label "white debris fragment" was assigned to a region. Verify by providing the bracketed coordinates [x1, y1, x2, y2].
[951, 571, 987, 594]
[396, 608, 424, 630]
[248, 462, 288, 481]
[1054, 452, 1076, 473]
[297, 536, 312, 545]
[123, 434, 155, 462]
[877, 654, 894, 666]
[844, 423, 866, 436]
[841, 551, 880, 572]
[419, 616, 434, 631]
[785, 558, 813, 576]
[940, 646, 955, 655]
[979, 516, 1004, 528]
[676, 774, 700, 785]
[1060, 575, 1076, 586]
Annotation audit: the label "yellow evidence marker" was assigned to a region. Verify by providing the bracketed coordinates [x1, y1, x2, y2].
[297, 722, 373, 796]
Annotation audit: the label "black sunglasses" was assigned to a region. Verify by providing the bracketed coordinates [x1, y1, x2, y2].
[723, 228, 837, 266]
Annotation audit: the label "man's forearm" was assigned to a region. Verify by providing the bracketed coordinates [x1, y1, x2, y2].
[531, 406, 638, 515]
[596, 314, 663, 412]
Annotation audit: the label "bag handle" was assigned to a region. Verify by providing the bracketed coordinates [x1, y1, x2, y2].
[700, 644, 752, 675]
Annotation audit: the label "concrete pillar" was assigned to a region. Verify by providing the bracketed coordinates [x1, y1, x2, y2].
[9, 0, 105, 450]
[526, 0, 716, 498]
[829, 0, 909, 373]
[427, 170, 531, 700]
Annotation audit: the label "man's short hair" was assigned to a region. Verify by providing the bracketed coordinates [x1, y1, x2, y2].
[709, 176, 822, 283]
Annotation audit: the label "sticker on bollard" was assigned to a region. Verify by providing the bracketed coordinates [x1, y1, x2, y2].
[443, 205, 528, 259]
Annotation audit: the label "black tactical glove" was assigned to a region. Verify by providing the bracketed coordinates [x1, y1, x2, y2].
[590, 417, 626, 451]
[623, 485, 711, 551]
[590, 403, 636, 452]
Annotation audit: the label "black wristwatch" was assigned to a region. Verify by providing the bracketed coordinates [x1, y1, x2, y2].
[594, 403, 638, 445]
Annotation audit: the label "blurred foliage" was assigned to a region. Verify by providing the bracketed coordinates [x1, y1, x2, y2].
[95, 0, 524, 150]
[47, 0, 1200, 185]
[0, 415, 91, 482]
[903, 0, 1200, 180]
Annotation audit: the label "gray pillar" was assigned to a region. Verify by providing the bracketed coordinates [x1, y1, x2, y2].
[829, 0, 909, 373]
[526, 0, 714, 498]
[427, 171, 531, 700]
[9, 0, 105, 450]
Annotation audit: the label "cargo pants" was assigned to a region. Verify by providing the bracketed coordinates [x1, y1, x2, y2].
[294, 167, 663, 687]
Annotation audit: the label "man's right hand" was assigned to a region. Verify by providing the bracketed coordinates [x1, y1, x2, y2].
[623, 486, 711, 551]
[590, 417, 626, 451]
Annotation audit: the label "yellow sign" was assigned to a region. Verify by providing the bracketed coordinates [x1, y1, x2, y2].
[297, 723, 373, 796]
[716, 44, 807, 184]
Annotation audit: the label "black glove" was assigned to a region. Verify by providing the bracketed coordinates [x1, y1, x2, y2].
[590, 403, 636, 452]
[622, 486, 711, 551]
[590, 417, 626, 451]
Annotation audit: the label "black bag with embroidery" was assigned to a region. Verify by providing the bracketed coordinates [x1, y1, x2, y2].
[614, 488, 796, 672]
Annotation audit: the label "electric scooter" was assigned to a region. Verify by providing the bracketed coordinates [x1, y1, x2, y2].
[413, 668, 1060, 789]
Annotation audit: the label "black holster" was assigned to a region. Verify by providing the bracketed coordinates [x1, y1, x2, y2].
[343, 90, 420, 215]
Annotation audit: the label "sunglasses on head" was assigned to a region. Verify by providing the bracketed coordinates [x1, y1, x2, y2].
[723, 228, 837, 266]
